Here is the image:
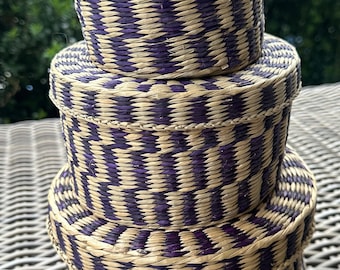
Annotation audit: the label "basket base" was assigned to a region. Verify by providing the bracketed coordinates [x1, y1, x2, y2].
[47, 147, 316, 270]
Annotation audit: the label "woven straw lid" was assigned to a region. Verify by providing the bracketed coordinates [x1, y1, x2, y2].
[49, 34, 301, 229]
[75, 0, 264, 79]
[49, 34, 300, 131]
[47, 147, 316, 269]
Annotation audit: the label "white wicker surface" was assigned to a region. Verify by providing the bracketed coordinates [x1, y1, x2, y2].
[0, 121, 67, 270]
[0, 82, 339, 270]
[288, 83, 340, 270]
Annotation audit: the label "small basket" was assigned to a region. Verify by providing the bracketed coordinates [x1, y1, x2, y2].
[47, 147, 316, 269]
[49, 34, 301, 227]
[75, 0, 264, 79]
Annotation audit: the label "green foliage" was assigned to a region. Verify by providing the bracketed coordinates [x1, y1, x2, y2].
[0, 0, 82, 123]
[265, 0, 340, 85]
[0, 0, 339, 123]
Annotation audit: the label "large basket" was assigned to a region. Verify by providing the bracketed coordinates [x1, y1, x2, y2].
[47, 147, 316, 269]
[75, 0, 264, 79]
[49, 34, 301, 227]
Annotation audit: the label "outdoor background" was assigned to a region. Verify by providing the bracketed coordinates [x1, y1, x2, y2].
[0, 0, 339, 123]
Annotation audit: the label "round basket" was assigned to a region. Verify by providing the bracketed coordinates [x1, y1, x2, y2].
[74, 0, 264, 79]
[47, 147, 316, 269]
[49, 34, 301, 227]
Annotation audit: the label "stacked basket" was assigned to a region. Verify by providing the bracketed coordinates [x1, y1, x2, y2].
[47, 0, 317, 269]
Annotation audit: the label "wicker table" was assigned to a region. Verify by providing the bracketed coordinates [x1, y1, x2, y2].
[1, 83, 339, 270]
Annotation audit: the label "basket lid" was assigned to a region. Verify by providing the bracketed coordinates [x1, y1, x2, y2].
[49, 34, 301, 131]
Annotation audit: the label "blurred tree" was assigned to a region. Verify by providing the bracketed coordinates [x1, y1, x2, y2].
[0, 0, 339, 123]
[0, 0, 82, 123]
[265, 0, 340, 85]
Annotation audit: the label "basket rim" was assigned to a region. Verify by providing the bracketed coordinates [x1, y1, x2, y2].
[50, 34, 299, 97]
[47, 218, 314, 270]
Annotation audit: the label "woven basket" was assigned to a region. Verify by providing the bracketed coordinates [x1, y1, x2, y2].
[75, 0, 264, 79]
[49, 34, 301, 227]
[47, 147, 316, 270]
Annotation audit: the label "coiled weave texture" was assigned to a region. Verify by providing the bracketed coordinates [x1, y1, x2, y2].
[49, 34, 300, 130]
[75, 0, 264, 79]
[49, 34, 301, 227]
[47, 147, 316, 270]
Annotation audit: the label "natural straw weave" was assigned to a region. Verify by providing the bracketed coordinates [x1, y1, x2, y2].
[75, 0, 264, 79]
[47, 147, 316, 270]
[49, 34, 301, 228]
[49, 34, 300, 130]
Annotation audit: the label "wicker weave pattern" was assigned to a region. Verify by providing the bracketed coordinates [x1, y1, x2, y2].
[0, 120, 68, 270]
[3, 84, 340, 270]
[59, 107, 288, 227]
[49, 34, 300, 131]
[47, 147, 316, 269]
[75, 0, 264, 79]
[48, 34, 301, 228]
[45, 0, 314, 266]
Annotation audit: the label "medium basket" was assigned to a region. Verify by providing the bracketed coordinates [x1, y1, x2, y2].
[75, 0, 264, 79]
[47, 147, 316, 270]
[49, 34, 301, 227]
